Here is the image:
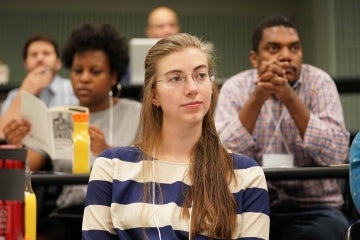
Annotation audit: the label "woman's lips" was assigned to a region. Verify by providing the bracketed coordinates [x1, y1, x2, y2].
[76, 88, 92, 96]
[182, 101, 202, 107]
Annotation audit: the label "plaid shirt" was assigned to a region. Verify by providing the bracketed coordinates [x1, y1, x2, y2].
[215, 64, 350, 208]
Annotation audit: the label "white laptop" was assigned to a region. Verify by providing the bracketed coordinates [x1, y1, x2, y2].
[129, 38, 160, 85]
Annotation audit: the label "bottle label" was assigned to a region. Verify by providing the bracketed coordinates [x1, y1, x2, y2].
[0, 200, 24, 240]
[0, 203, 10, 235]
[0, 148, 26, 240]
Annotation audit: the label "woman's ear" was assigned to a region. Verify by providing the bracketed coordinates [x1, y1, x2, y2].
[111, 72, 118, 86]
[151, 89, 160, 107]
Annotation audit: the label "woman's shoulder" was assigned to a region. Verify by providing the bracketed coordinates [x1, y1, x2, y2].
[230, 152, 260, 170]
[99, 145, 144, 163]
[230, 152, 267, 192]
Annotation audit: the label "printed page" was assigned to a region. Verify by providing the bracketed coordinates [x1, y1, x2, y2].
[48, 110, 73, 160]
[48, 106, 88, 160]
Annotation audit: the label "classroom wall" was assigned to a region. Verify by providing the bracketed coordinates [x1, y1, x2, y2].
[0, 0, 300, 84]
[2, 0, 359, 84]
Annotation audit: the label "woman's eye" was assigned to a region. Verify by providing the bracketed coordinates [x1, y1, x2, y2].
[72, 69, 82, 74]
[198, 73, 207, 79]
[167, 75, 182, 82]
[91, 70, 102, 75]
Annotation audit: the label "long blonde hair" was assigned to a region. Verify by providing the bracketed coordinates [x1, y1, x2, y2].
[136, 33, 236, 239]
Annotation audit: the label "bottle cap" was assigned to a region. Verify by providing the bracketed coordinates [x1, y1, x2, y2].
[72, 112, 89, 122]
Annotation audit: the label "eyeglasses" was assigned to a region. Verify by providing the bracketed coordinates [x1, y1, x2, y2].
[156, 69, 215, 89]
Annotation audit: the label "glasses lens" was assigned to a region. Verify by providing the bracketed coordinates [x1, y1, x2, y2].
[194, 71, 211, 84]
[160, 69, 214, 88]
[164, 72, 184, 88]
[209, 71, 215, 82]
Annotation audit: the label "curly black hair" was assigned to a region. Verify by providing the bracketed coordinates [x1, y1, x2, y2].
[62, 23, 129, 96]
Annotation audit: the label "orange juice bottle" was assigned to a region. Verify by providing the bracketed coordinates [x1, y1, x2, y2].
[24, 170, 36, 240]
[72, 112, 90, 174]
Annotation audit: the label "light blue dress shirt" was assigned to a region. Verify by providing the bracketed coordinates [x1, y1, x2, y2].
[1, 75, 78, 114]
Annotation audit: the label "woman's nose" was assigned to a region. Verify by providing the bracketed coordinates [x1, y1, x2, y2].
[79, 71, 92, 82]
[183, 74, 199, 95]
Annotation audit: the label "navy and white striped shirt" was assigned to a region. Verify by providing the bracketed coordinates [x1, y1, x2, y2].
[82, 146, 270, 240]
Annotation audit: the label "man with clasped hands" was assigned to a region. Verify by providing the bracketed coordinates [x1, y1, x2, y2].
[215, 15, 350, 240]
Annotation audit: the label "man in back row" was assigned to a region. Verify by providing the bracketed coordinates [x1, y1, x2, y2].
[146, 6, 180, 38]
[215, 15, 349, 240]
[0, 35, 77, 169]
[121, 6, 180, 85]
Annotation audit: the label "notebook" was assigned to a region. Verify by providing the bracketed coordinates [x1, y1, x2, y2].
[129, 38, 160, 85]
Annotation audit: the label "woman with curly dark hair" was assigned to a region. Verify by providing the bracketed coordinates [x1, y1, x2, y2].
[39, 23, 142, 240]
[60, 22, 141, 169]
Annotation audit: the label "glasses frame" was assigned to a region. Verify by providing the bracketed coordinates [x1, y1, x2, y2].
[156, 70, 215, 89]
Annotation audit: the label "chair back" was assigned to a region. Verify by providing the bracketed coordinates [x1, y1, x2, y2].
[350, 132, 360, 213]
[344, 220, 360, 240]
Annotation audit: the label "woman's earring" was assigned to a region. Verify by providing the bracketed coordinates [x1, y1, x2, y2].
[108, 90, 113, 97]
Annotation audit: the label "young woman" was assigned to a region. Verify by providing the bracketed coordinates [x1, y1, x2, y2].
[82, 33, 269, 240]
[60, 22, 141, 171]
[50, 23, 142, 239]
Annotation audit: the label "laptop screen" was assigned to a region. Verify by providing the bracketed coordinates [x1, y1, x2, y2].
[129, 38, 160, 85]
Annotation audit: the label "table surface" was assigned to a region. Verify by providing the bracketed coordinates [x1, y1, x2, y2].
[263, 164, 349, 180]
[31, 164, 350, 185]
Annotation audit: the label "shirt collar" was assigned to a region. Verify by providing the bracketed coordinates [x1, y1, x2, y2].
[48, 75, 62, 94]
[292, 79, 301, 89]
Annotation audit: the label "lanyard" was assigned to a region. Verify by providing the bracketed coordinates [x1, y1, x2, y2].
[264, 101, 292, 155]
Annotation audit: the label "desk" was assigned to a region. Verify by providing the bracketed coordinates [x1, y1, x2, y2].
[264, 165, 349, 180]
[32, 173, 89, 185]
[31, 165, 349, 185]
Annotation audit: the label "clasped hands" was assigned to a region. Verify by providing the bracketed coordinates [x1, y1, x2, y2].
[254, 61, 294, 102]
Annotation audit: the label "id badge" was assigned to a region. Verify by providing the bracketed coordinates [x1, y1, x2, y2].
[262, 153, 294, 168]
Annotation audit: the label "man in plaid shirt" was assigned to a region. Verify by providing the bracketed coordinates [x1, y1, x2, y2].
[215, 15, 350, 240]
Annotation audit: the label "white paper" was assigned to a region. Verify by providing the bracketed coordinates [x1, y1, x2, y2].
[262, 153, 294, 168]
[21, 91, 88, 160]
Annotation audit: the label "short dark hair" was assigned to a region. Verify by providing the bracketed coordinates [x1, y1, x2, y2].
[251, 15, 299, 52]
[22, 35, 60, 60]
[62, 23, 129, 96]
